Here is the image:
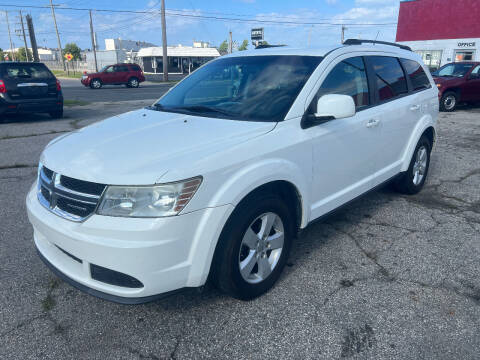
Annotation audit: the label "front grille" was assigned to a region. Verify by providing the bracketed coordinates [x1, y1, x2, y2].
[37, 166, 107, 222]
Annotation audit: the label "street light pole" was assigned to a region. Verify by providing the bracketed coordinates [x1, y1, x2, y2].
[5, 11, 15, 61]
[89, 10, 98, 72]
[19, 11, 30, 61]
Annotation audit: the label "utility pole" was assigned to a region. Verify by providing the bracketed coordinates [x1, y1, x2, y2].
[89, 10, 98, 72]
[50, 0, 66, 70]
[26, 15, 39, 62]
[19, 11, 30, 61]
[5, 11, 15, 61]
[161, 0, 168, 81]
[228, 31, 233, 53]
[341, 25, 347, 44]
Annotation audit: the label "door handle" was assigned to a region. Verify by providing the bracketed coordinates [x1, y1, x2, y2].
[410, 104, 421, 111]
[366, 118, 380, 128]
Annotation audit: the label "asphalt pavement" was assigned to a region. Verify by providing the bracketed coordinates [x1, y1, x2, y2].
[0, 101, 479, 359]
[59, 78, 173, 103]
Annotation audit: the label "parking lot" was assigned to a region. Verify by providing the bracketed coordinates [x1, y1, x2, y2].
[1, 95, 479, 359]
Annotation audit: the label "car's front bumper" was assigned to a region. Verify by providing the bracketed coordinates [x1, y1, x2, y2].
[26, 183, 234, 303]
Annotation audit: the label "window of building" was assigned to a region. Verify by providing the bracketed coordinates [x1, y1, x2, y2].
[367, 56, 408, 102]
[400, 59, 431, 91]
[315, 57, 369, 109]
[455, 50, 475, 62]
[415, 50, 442, 72]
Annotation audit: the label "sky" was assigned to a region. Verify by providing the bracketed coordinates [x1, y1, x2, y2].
[0, 0, 401, 51]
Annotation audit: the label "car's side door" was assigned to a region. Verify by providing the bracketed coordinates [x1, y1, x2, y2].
[462, 65, 480, 101]
[101, 65, 115, 84]
[115, 65, 130, 83]
[363, 56, 414, 185]
[306, 56, 381, 219]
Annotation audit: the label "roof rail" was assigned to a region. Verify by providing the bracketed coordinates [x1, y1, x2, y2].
[255, 44, 286, 49]
[343, 39, 412, 51]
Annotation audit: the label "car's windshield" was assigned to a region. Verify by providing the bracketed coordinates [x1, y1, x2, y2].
[2, 63, 53, 79]
[153, 55, 323, 122]
[433, 63, 473, 77]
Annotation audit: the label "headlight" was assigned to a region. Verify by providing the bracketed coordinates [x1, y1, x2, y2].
[436, 83, 442, 88]
[97, 177, 202, 217]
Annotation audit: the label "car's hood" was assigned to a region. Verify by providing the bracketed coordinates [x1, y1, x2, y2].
[84, 72, 101, 77]
[41, 109, 276, 185]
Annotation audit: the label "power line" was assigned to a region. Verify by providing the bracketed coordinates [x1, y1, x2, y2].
[0, 3, 397, 26]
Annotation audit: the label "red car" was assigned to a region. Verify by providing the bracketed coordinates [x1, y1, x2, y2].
[81, 63, 145, 89]
[432, 62, 480, 111]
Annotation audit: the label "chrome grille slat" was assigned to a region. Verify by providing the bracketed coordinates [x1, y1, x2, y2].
[37, 166, 106, 222]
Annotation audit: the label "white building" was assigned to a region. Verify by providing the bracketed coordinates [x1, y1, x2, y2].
[137, 44, 220, 74]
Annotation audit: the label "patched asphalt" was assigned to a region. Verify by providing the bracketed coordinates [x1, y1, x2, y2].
[1, 101, 479, 359]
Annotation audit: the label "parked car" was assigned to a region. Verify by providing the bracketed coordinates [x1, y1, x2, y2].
[81, 63, 145, 89]
[27, 40, 438, 303]
[432, 62, 480, 111]
[0, 62, 63, 118]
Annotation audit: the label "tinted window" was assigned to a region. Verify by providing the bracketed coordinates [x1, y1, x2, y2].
[115, 65, 129, 72]
[316, 56, 369, 109]
[2, 63, 52, 79]
[400, 59, 431, 91]
[130, 64, 141, 71]
[368, 56, 408, 101]
[156, 56, 322, 122]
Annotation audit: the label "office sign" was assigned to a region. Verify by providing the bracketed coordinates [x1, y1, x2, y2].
[251, 28, 264, 41]
[458, 42, 475, 47]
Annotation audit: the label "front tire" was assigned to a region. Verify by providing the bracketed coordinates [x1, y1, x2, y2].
[49, 108, 63, 119]
[211, 193, 294, 300]
[393, 135, 431, 194]
[90, 79, 102, 89]
[440, 91, 457, 112]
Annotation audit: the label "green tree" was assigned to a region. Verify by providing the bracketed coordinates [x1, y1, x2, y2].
[63, 42, 81, 60]
[0, 48, 4, 62]
[16, 47, 33, 61]
[218, 40, 228, 54]
[238, 40, 249, 51]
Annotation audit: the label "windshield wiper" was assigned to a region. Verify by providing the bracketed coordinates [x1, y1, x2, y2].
[145, 103, 164, 111]
[169, 105, 235, 117]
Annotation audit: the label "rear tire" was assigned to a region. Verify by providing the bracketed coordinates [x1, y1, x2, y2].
[393, 135, 431, 195]
[211, 192, 294, 300]
[127, 77, 139, 88]
[440, 91, 457, 112]
[49, 108, 63, 119]
[90, 79, 102, 89]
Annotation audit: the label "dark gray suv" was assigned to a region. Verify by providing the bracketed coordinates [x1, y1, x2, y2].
[0, 62, 63, 118]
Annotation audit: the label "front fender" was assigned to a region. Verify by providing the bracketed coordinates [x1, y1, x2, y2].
[209, 158, 311, 227]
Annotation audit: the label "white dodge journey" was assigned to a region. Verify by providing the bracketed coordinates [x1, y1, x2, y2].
[27, 40, 438, 303]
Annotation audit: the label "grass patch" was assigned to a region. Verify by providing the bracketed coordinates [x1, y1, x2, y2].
[64, 99, 90, 107]
[52, 70, 82, 79]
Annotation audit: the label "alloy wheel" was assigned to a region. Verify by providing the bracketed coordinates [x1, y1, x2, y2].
[444, 95, 456, 110]
[238, 212, 284, 284]
[412, 145, 427, 185]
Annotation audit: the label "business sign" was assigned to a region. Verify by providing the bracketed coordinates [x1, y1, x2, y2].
[64, 53, 73, 61]
[458, 42, 475, 47]
[251, 28, 264, 41]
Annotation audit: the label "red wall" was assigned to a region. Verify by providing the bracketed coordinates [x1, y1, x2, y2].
[396, 0, 480, 42]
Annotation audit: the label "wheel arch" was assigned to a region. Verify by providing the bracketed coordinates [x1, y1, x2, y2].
[401, 119, 437, 172]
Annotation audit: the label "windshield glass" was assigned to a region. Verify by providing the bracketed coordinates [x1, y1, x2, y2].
[154, 55, 322, 122]
[433, 63, 473, 77]
[2, 63, 53, 79]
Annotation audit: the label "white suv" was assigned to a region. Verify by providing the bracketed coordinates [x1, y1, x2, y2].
[27, 40, 438, 303]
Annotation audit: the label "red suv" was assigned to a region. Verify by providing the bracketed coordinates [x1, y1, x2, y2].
[432, 62, 480, 111]
[81, 63, 146, 89]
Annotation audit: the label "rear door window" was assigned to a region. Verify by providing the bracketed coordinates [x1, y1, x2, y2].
[400, 59, 431, 91]
[366, 56, 408, 102]
[3, 63, 53, 79]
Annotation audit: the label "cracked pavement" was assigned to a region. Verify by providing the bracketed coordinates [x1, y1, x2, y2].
[0, 102, 479, 359]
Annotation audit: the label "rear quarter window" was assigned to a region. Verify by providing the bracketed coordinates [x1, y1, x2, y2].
[129, 64, 141, 71]
[2, 64, 53, 79]
[400, 59, 431, 91]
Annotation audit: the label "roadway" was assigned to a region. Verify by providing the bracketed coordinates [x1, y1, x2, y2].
[59, 78, 173, 103]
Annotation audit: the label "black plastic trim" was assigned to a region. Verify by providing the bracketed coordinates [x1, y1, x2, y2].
[344, 39, 412, 51]
[36, 247, 188, 304]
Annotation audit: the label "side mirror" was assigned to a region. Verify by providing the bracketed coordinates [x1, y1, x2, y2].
[301, 94, 356, 129]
